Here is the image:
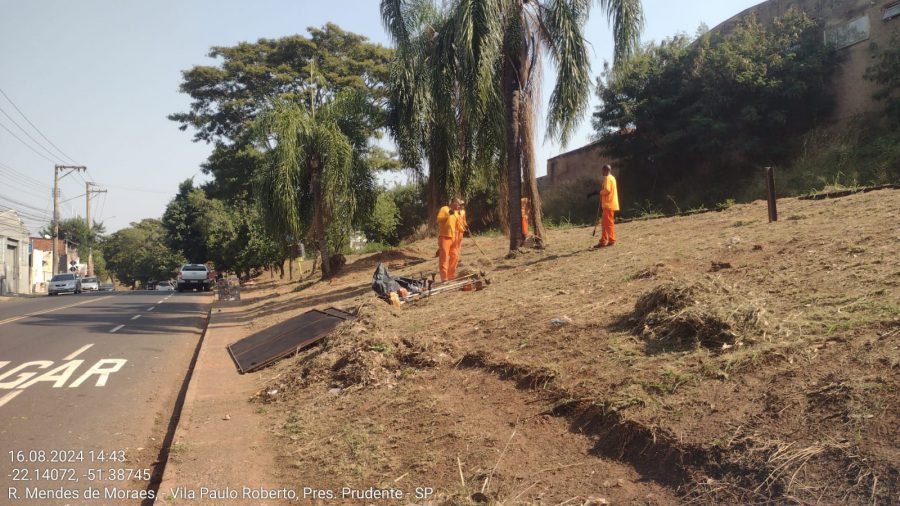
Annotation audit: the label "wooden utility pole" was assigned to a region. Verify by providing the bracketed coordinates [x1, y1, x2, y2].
[52, 165, 86, 276]
[765, 166, 778, 223]
[85, 182, 106, 276]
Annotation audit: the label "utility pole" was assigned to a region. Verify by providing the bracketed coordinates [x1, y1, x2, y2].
[52, 165, 86, 276]
[85, 182, 107, 276]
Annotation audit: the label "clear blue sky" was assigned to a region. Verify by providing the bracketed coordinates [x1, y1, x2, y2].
[0, 0, 761, 234]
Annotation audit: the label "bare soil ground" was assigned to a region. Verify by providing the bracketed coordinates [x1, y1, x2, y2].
[237, 190, 898, 505]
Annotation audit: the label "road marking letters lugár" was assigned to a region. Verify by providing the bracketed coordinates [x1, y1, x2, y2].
[0, 346, 127, 407]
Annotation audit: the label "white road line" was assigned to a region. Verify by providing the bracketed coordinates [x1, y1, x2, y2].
[0, 390, 24, 408]
[147, 306, 155, 311]
[157, 300, 164, 304]
[131, 315, 141, 321]
[109, 324, 125, 333]
[63, 344, 94, 360]
[0, 295, 115, 326]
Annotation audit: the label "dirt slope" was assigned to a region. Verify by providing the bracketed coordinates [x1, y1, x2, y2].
[241, 190, 898, 505]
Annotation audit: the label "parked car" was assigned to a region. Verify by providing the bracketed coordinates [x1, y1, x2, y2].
[99, 283, 115, 292]
[48, 273, 82, 295]
[81, 276, 100, 291]
[176, 264, 212, 292]
[156, 280, 175, 291]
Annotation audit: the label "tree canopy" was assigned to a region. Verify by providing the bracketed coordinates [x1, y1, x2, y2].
[592, 9, 838, 209]
[101, 219, 185, 288]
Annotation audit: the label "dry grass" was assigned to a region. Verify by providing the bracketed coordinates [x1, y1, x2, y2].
[236, 190, 898, 504]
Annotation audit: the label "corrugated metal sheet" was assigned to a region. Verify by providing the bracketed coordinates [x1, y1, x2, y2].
[227, 307, 355, 373]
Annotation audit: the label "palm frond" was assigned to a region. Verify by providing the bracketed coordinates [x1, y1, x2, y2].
[541, 0, 591, 146]
[599, 0, 644, 65]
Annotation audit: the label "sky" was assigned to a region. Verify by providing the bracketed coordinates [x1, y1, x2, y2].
[0, 0, 762, 234]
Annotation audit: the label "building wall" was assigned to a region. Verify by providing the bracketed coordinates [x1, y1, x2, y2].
[544, 142, 616, 186]
[713, 0, 900, 120]
[0, 213, 30, 295]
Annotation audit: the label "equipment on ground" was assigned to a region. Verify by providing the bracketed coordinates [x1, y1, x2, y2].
[227, 307, 356, 373]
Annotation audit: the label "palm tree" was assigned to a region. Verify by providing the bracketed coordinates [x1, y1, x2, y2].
[252, 89, 375, 278]
[383, 0, 643, 250]
[384, 2, 501, 227]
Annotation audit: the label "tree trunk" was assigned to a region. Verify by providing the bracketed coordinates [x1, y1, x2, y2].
[310, 156, 331, 279]
[503, 42, 523, 251]
[519, 93, 546, 247]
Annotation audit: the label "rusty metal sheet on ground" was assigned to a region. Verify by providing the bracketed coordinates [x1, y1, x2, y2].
[227, 308, 356, 373]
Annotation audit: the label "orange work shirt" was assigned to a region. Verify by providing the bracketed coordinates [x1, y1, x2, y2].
[601, 175, 619, 211]
[437, 206, 458, 238]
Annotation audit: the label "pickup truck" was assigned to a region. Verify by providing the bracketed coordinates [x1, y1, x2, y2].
[176, 264, 212, 292]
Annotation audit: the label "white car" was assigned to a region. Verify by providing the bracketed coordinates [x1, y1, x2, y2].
[81, 276, 100, 291]
[48, 274, 82, 295]
[156, 280, 175, 291]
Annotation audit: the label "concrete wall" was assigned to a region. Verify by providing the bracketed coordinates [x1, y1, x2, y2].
[713, 0, 900, 120]
[544, 141, 617, 186]
[0, 212, 30, 295]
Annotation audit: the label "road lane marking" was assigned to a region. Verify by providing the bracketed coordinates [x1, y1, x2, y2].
[0, 390, 23, 407]
[157, 300, 164, 304]
[63, 344, 94, 360]
[0, 295, 114, 326]
[109, 324, 124, 333]
[131, 314, 141, 320]
[147, 306, 155, 311]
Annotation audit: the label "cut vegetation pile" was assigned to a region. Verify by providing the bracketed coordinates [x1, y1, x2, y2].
[239, 190, 897, 505]
[629, 278, 764, 352]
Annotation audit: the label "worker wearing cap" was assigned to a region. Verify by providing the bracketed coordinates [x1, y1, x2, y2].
[453, 200, 468, 278]
[437, 198, 462, 281]
[586, 164, 619, 247]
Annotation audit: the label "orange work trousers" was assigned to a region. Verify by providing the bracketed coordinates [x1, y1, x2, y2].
[438, 235, 459, 281]
[522, 215, 529, 236]
[600, 209, 616, 245]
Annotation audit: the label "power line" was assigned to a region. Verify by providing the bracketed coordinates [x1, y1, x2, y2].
[0, 193, 54, 217]
[98, 182, 171, 195]
[0, 120, 58, 163]
[0, 104, 66, 163]
[0, 86, 79, 164]
[0, 160, 49, 188]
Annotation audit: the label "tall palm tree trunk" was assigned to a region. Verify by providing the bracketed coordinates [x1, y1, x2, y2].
[503, 60, 523, 251]
[310, 157, 331, 279]
[520, 98, 546, 247]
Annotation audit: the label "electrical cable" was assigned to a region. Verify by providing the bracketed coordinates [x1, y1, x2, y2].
[0, 105, 66, 163]
[0, 86, 80, 164]
[0, 120, 58, 163]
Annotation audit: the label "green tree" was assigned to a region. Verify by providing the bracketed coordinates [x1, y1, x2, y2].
[171, 24, 393, 202]
[41, 217, 105, 252]
[252, 90, 379, 278]
[865, 35, 900, 124]
[362, 189, 402, 245]
[592, 9, 837, 209]
[161, 179, 210, 263]
[101, 219, 184, 288]
[382, 0, 644, 250]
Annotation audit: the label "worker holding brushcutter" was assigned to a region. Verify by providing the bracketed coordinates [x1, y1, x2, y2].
[437, 197, 463, 281]
[586, 164, 619, 247]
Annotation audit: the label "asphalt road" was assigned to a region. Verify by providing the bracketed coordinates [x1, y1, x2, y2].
[0, 291, 212, 505]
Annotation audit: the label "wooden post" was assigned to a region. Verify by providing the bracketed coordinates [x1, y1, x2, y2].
[765, 166, 778, 223]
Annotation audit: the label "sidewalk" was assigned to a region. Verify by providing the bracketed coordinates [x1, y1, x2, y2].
[154, 300, 291, 505]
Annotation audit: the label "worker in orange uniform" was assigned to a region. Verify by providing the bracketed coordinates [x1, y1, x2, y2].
[586, 164, 619, 247]
[437, 198, 463, 281]
[521, 197, 530, 237]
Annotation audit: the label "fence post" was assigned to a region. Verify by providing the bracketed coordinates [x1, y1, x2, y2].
[765, 166, 778, 222]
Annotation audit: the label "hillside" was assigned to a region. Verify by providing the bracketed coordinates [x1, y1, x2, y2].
[239, 189, 898, 504]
